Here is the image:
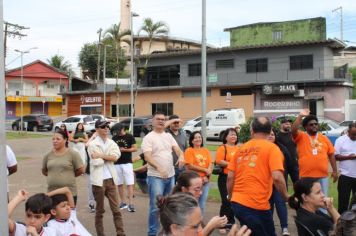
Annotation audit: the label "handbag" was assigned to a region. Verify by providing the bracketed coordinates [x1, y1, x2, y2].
[212, 145, 226, 175]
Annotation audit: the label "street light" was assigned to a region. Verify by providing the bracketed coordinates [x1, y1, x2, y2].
[103, 44, 112, 117]
[130, 12, 139, 135]
[14, 47, 37, 132]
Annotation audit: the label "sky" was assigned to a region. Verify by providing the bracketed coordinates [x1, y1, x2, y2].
[4, 0, 356, 76]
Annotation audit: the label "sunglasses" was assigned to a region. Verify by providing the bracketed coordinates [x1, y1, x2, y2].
[308, 122, 318, 126]
[99, 125, 110, 129]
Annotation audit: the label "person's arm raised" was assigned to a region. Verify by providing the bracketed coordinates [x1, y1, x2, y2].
[292, 109, 310, 138]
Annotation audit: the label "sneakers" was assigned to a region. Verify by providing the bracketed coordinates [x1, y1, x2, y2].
[282, 228, 290, 236]
[88, 204, 95, 213]
[119, 202, 128, 210]
[128, 204, 136, 212]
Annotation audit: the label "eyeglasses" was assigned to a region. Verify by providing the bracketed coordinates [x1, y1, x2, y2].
[308, 122, 318, 126]
[99, 125, 110, 129]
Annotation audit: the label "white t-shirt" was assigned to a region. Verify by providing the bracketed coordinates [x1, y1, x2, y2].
[47, 209, 92, 236]
[141, 131, 178, 178]
[7, 145, 17, 191]
[13, 223, 55, 236]
[335, 135, 356, 178]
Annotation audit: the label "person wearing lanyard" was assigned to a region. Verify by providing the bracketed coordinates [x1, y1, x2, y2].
[291, 109, 338, 206]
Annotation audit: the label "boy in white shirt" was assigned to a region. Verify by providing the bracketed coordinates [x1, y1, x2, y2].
[8, 190, 55, 236]
[47, 187, 91, 236]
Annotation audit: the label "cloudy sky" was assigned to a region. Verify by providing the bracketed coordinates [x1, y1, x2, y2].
[4, 0, 356, 75]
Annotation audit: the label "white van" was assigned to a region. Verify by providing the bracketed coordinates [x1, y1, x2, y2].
[183, 108, 246, 140]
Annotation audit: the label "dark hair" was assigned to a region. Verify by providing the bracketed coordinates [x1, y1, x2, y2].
[288, 178, 319, 210]
[189, 131, 204, 147]
[169, 114, 179, 120]
[221, 128, 238, 144]
[302, 115, 318, 128]
[60, 124, 67, 131]
[251, 117, 272, 134]
[54, 130, 69, 147]
[349, 122, 356, 130]
[25, 193, 52, 215]
[172, 171, 201, 194]
[75, 122, 84, 133]
[50, 194, 68, 209]
[157, 193, 199, 234]
[153, 111, 165, 117]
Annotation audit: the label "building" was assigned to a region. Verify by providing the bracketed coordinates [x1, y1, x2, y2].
[5, 60, 69, 119]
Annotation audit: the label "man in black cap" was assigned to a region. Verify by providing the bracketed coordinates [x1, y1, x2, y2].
[164, 114, 187, 182]
[276, 117, 299, 183]
[112, 123, 137, 212]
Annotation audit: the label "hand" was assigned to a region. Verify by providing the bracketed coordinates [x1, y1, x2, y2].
[16, 189, 29, 202]
[331, 172, 338, 183]
[299, 109, 310, 117]
[205, 168, 212, 176]
[323, 197, 334, 210]
[157, 166, 168, 179]
[208, 215, 228, 229]
[228, 225, 251, 236]
[177, 158, 185, 169]
[26, 226, 39, 236]
[91, 152, 102, 159]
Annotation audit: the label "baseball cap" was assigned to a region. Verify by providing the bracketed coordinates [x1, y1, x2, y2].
[95, 120, 109, 128]
[280, 117, 293, 124]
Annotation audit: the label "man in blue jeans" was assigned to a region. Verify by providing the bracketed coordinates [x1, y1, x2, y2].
[141, 111, 185, 236]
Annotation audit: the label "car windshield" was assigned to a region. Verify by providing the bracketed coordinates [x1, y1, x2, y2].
[321, 119, 340, 129]
[84, 116, 94, 122]
[339, 121, 352, 126]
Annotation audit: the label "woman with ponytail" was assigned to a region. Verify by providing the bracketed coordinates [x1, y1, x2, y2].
[289, 178, 340, 236]
[42, 130, 84, 205]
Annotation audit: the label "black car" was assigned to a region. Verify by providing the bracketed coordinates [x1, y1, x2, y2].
[111, 117, 152, 137]
[12, 114, 54, 132]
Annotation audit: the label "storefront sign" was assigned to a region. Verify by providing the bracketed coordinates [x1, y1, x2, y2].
[80, 95, 102, 104]
[262, 84, 297, 95]
[6, 96, 62, 102]
[262, 99, 303, 110]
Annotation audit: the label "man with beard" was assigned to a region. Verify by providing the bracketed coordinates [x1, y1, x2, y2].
[291, 109, 338, 201]
[276, 117, 299, 183]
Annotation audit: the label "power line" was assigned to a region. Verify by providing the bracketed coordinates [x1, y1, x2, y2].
[3, 21, 29, 58]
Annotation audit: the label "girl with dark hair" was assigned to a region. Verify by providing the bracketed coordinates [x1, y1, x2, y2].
[172, 170, 202, 199]
[288, 178, 340, 236]
[42, 130, 85, 205]
[215, 128, 238, 234]
[70, 122, 88, 165]
[184, 131, 213, 215]
[59, 124, 70, 145]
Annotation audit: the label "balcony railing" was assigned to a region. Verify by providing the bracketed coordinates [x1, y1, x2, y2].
[6, 88, 60, 97]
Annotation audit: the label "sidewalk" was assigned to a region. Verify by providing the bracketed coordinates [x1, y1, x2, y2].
[8, 136, 297, 235]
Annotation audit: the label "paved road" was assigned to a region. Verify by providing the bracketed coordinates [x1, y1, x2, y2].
[7, 136, 297, 235]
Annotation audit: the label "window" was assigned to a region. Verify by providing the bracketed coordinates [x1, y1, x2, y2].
[47, 84, 55, 89]
[272, 31, 282, 41]
[246, 58, 268, 73]
[290, 55, 313, 70]
[152, 103, 173, 116]
[119, 104, 131, 117]
[188, 63, 201, 76]
[137, 65, 180, 87]
[216, 59, 234, 69]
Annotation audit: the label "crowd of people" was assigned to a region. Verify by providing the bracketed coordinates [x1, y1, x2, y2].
[5, 108, 356, 236]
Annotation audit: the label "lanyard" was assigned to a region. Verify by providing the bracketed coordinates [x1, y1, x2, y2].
[307, 133, 318, 148]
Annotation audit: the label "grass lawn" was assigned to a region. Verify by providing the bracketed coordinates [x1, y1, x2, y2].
[6, 132, 49, 139]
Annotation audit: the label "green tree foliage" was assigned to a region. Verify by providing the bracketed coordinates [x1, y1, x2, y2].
[349, 67, 356, 99]
[47, 54, 74, 75]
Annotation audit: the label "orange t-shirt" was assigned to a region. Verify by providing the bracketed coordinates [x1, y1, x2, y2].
[215, 145, 239, 175]
[184, 147, 212, 177]
[227, 139, 284, 210]
[294, 131, 335, 178]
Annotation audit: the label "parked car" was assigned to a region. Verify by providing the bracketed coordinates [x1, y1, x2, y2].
[111, 116, 152, 137]
[339, 120, 356, 127]
[54, 115, 95, 133]
[12, 114, 53, 132]
[319, 118, 348, 137]
[91, 114, 118, 128]
[184, 116, 202, 126]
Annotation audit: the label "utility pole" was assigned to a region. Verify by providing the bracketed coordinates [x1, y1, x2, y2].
[332, 6, 344, 56]
[96, 28, 102, 82]
[201, 0, 207, 143]
[0, 1, 9, 234]
[3, 22, 29, 59]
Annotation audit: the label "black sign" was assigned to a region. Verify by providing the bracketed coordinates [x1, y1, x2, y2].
[262, 84, 297, 95]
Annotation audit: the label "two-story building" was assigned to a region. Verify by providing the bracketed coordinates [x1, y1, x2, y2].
[5, 60, 69, 119]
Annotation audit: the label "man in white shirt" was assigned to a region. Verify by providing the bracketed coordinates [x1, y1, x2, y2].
[88, 120, 125, 236]
[335, 122, 356, 214]
[142, 111, 184, 236]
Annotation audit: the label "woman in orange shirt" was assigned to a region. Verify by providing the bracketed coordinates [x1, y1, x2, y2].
[185, 131, 213, 215]
[215, 128, 239, 233]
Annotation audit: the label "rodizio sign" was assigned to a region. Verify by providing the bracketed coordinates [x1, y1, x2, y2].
[263, 84, 297, 95]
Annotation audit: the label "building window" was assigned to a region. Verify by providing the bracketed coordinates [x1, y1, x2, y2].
[47, 84, 55, 89]
[290, 55, 313, 70]
[137, 65, 180, 87]
[152, 103, 173, 116]
[246, 58, 268, 73]
[119, 104, 131, 117]
[188, 63, 201, 76]
[272, 31, 282, 41]
[216, 59, 234, 69]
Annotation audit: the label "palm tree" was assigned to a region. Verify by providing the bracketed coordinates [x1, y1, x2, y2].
[47, 54, 73, 75]
[104, 23, 131, 119]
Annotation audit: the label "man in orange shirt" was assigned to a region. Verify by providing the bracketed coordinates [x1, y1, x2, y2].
[227, 117, 289, 236]
[291, 109, 337, 200]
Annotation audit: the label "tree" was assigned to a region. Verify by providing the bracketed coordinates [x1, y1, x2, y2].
[47, 54, 74, 75]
